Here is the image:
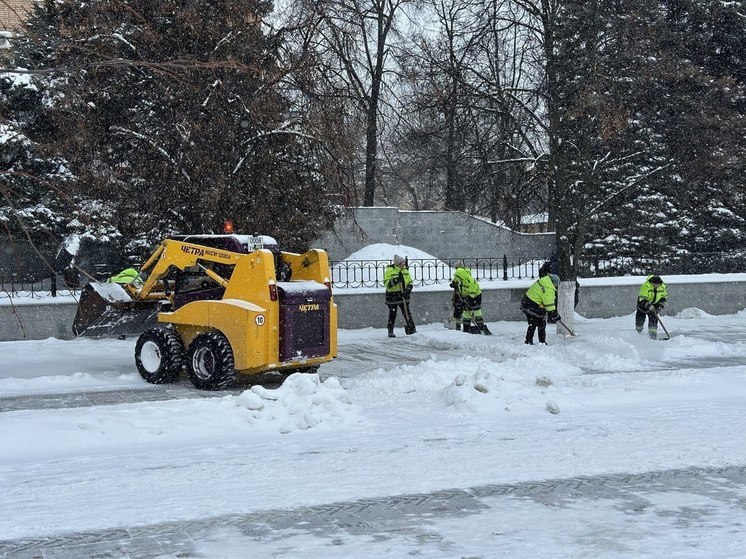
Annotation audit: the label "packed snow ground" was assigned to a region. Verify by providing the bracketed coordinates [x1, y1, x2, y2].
[1, 307, 746, 557]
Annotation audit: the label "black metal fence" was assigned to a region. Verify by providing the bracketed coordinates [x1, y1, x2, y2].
[0, 273, 79, 299]
[329, 256, 545, 289]
[0, 266, 111, 299]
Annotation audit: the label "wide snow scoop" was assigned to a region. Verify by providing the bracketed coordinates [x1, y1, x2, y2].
[72, 282, 160, 338]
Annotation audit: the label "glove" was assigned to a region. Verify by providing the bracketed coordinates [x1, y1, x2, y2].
[404, 285, 412, 298]
[449, 281, 457, 289]
[547, 310, 560, 324]
[657, 302, 665, 311]
[641, 300, 652, 311]
[389, 276, 400, 286]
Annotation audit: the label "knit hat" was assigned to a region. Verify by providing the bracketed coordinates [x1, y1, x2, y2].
[393, 254, 406, 266]
[650, 275, 663, 285]
[549, 274, 560, 286]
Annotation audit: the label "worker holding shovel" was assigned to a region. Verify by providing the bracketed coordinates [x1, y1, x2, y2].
[384, 255, 416, 338]
[520, 263, 560, 345]
[636, 275, 668, 339]
[450, 262, 492, 335]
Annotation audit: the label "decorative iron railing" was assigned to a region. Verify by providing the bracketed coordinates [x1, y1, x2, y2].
[329, 256, 545, 289]
[0, 272, 82, 299]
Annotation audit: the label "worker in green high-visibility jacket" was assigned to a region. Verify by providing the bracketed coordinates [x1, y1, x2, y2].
[383, 255, 416, 338]
[107, 267, 142, 286]
[450, 262, 491, 335]
[520, 263, 560, 345]
[636, 275, 668, 339]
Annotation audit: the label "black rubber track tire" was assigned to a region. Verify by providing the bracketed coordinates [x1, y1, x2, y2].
[135, 328, 184, 384]
[186, 331, 236, 390]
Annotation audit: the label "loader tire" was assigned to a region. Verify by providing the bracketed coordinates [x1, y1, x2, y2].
[186, 332, 236, 390]
[135, 328, 184, 384]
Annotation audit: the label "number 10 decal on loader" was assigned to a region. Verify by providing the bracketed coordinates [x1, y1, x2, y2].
[73, 234, 338, 389]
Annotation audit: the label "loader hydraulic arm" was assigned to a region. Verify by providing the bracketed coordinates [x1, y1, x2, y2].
[126, 239, 244, 301]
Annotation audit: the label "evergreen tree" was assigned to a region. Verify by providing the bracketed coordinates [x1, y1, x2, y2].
[7, 0, 338, 257]
[554, 0, 746, 276]
[1, 71, 69, 247]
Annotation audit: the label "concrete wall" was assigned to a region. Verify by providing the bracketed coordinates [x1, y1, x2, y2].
[3, 277, 745, 341]
[315, 208, 555, 261]
[0, 302, 78, 342]
[337, 279, 746, 330]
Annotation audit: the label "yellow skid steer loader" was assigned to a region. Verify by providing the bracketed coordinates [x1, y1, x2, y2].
[73, 234, 337, 389]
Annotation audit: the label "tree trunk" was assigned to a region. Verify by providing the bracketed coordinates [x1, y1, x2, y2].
[363, 92, 379, 206]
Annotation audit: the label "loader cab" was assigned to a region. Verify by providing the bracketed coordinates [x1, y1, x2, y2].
[164, 236, 238, 310]
[172, 266, 227, 310]
[231, 234, 291, 281]
[167, 234, 289, 310]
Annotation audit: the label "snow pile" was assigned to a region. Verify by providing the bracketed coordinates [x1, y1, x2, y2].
[237, 373, 361, 434]
[0, 373, 361, 465]
[87, 281, 135, 302]
[675, 307, 713, 319]
[332, 243, 452, 286]
[439, 366, 564, 415]
[342, 242, 446, 264]
[441, 372, 494, 407]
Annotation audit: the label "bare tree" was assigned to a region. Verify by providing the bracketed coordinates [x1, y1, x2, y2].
[304, 0, 412, 206]
[391, 0, 547, 222]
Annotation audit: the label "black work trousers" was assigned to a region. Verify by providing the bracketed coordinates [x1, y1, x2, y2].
[387, 300, 413, 331]
[521, 295, 547, 344]
[525, 314, 547, 344]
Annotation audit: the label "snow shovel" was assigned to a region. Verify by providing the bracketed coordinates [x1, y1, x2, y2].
[649, 308, 671, 340]
[443, 316, 461, 330]
[557, 318, 576, 337]
[401, 299, 417, 335]
[444, 290, 464, 330]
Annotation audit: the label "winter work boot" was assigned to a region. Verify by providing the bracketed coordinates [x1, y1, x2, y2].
[462, 320, 471, 333]
[388, 330, 396, 338]
[525, 340, 533, 345]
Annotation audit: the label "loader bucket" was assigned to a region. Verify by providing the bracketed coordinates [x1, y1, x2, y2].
[72, 282, 161, 338]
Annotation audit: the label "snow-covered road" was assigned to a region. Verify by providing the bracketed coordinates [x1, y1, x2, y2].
[1, 309, 746, 557]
